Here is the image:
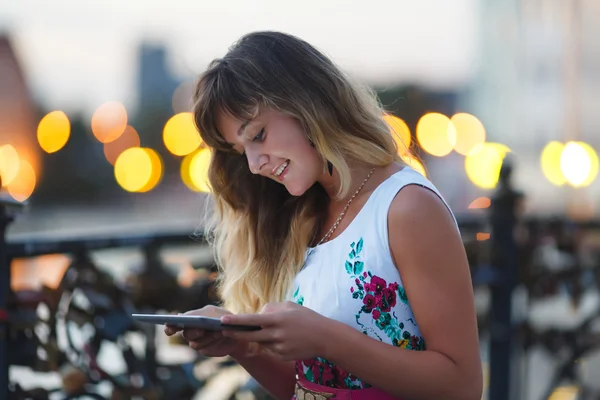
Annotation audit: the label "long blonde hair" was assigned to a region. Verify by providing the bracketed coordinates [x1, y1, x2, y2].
[193, 31, 402, 313]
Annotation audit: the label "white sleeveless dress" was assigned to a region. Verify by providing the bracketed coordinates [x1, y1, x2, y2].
[290, 166, 458, 389]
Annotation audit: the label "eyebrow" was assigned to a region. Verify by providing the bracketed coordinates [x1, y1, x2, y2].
[238, 119, 252, 137]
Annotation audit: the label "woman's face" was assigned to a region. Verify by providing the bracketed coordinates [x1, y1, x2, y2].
[216, 108, 324, 196]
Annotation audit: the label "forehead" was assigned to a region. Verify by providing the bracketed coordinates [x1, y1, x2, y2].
[214, 107, 247, 144]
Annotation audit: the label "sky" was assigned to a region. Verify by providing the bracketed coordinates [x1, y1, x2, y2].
[0, 0, 480, 115]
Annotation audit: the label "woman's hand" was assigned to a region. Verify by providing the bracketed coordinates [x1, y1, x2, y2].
[220, 301, 334, 361]
[164, 305, 248, 358]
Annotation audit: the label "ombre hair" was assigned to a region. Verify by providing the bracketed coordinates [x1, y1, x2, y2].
[193, 31, 402, 314]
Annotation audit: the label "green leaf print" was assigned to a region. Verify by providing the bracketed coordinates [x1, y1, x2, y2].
[306, 367, 314, 382]
[293, 286, 299, 298]
[345, 261, 353, 274]
[356, 238, 363, 254]
[353, 261, 364, 275]
[398, 286, 409, 305]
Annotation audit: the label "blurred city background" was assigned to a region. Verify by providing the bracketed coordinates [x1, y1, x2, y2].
[1, 0, 599, 399]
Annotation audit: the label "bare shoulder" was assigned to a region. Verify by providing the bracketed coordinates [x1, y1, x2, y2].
[387, 183, 458, 235]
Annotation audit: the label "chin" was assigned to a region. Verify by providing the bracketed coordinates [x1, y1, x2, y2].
[284, 183, 310, 197]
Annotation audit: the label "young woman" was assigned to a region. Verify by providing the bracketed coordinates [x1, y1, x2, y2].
[165, 31, 482, 400]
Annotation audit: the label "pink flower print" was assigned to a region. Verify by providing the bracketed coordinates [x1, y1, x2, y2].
[363, 294, 376, 311]
[372, 309, 381, 320]
[350, 287, 354, 293]
[370, 276, 387, 295]
[363, 271, 367, 278]
[320, 365, 335, 384]
[331, 365, 351, 387]
[378, 287, 397, 312]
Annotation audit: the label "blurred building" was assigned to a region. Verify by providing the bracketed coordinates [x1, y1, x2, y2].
[137, 43, 181, 112]
[462, 0, 600, 215]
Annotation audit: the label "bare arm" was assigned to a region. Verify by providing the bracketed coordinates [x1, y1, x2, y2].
[221, 185, 483, 399]
[230, 346, 297, 400]
[320, 185, 482, 399]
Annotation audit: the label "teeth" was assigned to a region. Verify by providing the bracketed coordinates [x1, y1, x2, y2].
[274, 160, 289, 176]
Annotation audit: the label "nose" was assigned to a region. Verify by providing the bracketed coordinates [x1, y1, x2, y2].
[246, 149, 268, 174]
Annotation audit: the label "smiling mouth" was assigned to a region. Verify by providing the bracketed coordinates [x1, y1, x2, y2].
[273, 160, 290, 177]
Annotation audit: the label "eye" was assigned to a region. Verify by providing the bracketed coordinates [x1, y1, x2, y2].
[252, 128, 265, 142]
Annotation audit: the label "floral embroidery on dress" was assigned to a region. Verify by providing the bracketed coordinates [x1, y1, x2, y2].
[295, 358, 366, 389]
[295, 238, 425, 390]
[347, 238, 426, 351]
[292, 285, 304, 306]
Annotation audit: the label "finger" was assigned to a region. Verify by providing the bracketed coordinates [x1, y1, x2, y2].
[189, 333, 223, 350]
[182, 328, 206, 342]
[220, 313, 275, 327]
[164, 325, 182, 336]
[222, 327, 277, 343]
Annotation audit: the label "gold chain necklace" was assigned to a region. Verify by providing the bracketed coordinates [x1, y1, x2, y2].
[303, 167, 376, 266]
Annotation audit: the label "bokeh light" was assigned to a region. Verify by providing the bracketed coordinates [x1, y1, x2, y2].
[468, 197, 491, 209]
[163, 112, 202, 156]
[7, 158, 36, 202]
[0, 144, 20, 187]
[560, 141, 597, 188]
[137, 148, 163, 193]
[37, 111, 70, 153]
[91, 101, 128, 143]
[541, 141, 567, 186]
[465, 142, 509, 189]
[577, 142, 599, 187]
[401, 154, 427, 177]
[416, 113, 456, 157]
[383, 114, 411, 155]
[103, 125, 141, 165]
[181, 147, 212, 192]
[114, 147, 163, 192]
[450, 113, 486, 156]
[476, 232, 491, 241]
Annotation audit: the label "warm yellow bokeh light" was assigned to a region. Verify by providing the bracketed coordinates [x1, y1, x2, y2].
[548, 386, 579, 400]
[103, 125, 141, 165]
[7, 159, 36, 202]
[560, 141, 597, 188]
[189, 147, 212, 192]
[383, 114, 411, 155]
[401, 154, 427, 177]
[181, 150, 198, 192]
[451, 113, 486, 156]
[540, 141, 566, 186]
[137, 148, 163, 193]
[465, 143, 507, 189]
[578, 142, 599, 187]
[91, 101, 128, 143]
[416, 113, 456, 157]
[114, 147, 162, 192]
[0, 144, 20, 187]
[37, 111, 70, 153]
[163, 112, 202, 156]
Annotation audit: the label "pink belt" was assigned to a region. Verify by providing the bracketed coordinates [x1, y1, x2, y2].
[293, 378, 402, 400]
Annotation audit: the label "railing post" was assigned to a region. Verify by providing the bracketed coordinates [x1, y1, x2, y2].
[0, 196, 23, 399]
[488, 159, 524, 400]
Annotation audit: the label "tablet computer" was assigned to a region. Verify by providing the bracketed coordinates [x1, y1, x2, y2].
[132, 314, 261, 331]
